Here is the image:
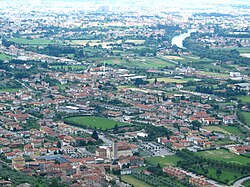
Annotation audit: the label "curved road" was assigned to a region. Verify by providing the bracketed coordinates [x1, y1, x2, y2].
[233, 176, 250, 187]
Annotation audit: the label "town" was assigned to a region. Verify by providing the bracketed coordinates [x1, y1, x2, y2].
[0, 0, 250, 187]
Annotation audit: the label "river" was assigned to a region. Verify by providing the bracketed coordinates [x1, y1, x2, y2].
[171, 29, 196, 48]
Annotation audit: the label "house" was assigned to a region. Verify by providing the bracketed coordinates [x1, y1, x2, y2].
[228, 146, 250, 155]
[12, 156, 25, 170]
[163, 166, 186, 180]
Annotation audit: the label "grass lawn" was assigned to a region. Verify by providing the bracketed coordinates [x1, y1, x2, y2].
[121, 175, 152, 187]
[195, 149, 250, 165]
[237, 47, 250, 53]
[145, 155, 183, 167]
[0, 88, 22, 93]
[63, 116, 129, 130]
[219, 126, 243, 136]
[194, 166, 245, 185]
[237, 96, 250, 104]
[242, 179, 250, 187]
[203, 126, 242, 135]
[148, 77, 194, 84]
[241, 111, 250, 126]
[0, 53, 11, 61]
[203, 126, 229, 134]
[8, 37, 56, 45]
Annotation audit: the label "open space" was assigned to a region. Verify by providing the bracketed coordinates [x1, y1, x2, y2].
[63, 116, 129, 130]
[121, 175, 152, 187]
[145, 155, 183, 167]
[195, 149, 250, 165]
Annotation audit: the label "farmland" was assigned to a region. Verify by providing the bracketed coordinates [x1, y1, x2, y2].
[148, 77, 194, 84]
[63, 116, 129, 130]
[8, 37, 57, 45]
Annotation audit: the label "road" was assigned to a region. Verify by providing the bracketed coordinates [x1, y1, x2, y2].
[233, 176, 250, 187]
[0, 159, 12, 169]
[16, 79, 34, 92]
[82, 129, 112, 145]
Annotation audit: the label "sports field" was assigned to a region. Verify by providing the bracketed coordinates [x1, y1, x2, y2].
[63, 116, 129, 130]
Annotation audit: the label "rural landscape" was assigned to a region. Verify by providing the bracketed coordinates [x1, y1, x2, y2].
[0, 0, 249, 187]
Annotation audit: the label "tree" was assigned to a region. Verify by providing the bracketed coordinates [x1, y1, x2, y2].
[191, 120, 202, 131]
[216, 167, 222, 178]
[91, 130, 99, 140]
[56, 141, 62, 148]
[113, 124, 119, 134]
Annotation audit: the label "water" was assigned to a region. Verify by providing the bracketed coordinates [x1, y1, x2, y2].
[171, 29, 196, 48]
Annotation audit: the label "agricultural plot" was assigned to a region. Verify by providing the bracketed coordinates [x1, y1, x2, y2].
[63, 116, 129, 130]
[49, 65, 87, 71]
[198, 71, 229, 78]
[148, 77, 194, 84]
[121, 175, 152, 187]
[104, 57, 175, 68]
[195, 149, 250, 165]
[8, 37, 56, 45]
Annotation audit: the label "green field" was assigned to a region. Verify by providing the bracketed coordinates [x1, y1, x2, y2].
[237, 47, 250, 53]
[8, 37, 57, 45]
[104, 57, 175, 68]
[219, 126, 243, 135]
[203, 126, 229, 134]
[0, 53, 11, 61]
[198, 71, 229, 78]
[203, 126, 242, 135]
[145, 155, 183, 167]
[242, 179, 250, 187]
[241, 112, 250, 126]
[121, 175, 152, 187]
[195, 149, 250, 165]
[49, 65, 87, 71]
[237, 96, 250, 104]
[148, 77, 194, 84]
[63, 116, 129, 130]
[0, 88, 22, 93]
[194, 166, 245, 185]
